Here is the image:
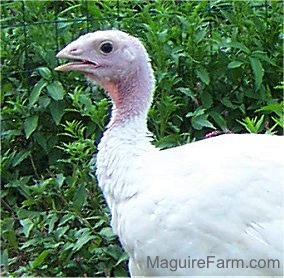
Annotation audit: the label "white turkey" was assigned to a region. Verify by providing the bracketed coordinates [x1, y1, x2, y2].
[55, 30, 284, 277]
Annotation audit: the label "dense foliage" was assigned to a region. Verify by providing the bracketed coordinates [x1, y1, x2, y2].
[1, 0, 283, 276]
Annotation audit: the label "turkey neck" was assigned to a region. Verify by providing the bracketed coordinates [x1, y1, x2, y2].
[101, 57, 155, 137]
[96, 60, 156, 207]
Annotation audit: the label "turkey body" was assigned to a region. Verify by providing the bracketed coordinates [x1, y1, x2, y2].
[98, 125, 283, 277]
[55, 30, 284, 277]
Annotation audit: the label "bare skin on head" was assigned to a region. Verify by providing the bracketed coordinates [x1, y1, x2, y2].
[56, 30, 155, 124]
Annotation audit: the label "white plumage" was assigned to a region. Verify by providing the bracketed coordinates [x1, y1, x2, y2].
[55, 30, 284, 277]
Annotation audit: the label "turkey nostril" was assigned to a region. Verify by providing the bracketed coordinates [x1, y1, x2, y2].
[70, 48, 82, 55]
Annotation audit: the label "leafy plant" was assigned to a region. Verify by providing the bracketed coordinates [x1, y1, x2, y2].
[237, 115, 265, 133]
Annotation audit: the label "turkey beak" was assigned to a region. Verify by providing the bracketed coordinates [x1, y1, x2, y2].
[55, 52, 74, 72]
[55, 46, 98, 72]
[55, 47, 75, 72]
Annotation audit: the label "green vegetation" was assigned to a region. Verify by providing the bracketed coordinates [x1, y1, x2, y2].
[1, 0, 283, 276]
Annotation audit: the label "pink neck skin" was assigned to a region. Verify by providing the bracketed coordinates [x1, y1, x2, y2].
[100, 63, 155, 127]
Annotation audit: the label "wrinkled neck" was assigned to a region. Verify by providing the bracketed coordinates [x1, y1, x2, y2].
[102, 61, 155, 129]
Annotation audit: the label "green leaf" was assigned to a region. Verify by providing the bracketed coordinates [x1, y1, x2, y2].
[105, 245, 124, 260]
[37, 67, 52, 80]
[29, 79, 47, 107]
[56, 173, 66, 188]
[47, 214, 58, 233]
[18, 208, 42, 219]
[24, 115, 39, 138]
[115, 252, 129, 266]
[221, 97, 236, 109]
[47, 81, 65, 101]
[113, 266, 129, 278]
[200, 90, 213, 108]
[49, 100, 66, 125]
[186, 108, 205, 118]
[54, 226, 69, 240]
[31, 249, 50, 269]
[73, 229, 94, 251]
[249, 57, 264, 90]
[1, 218, 18, 249]
[195, 28, 207, 43]
[177, 87, 195, 99]
[237, 115, 265, 133]
[34, 132, 48, 152]
[209, 111, 227, 130]
[59, 213, 75, 226]
[186, 108, 215, 130]
[196, 67, 210, 85]
[272, 115, 284, 129]
[257, 102, 283, 117]
[99, 227, 116, 241]
[79, 94, 93, 108]
[19, 218, 34, 237]
[72, 184, 87, 210]
[255, 115, 265, 131]
[1, 249, 9, 271]
[251, 50, 276, 66]
[274, 82, 284, 89]
[226, 42, 250, 54]
[38, 96, 51, 109]
[228, 61, 243, 69]
[191, 114, 215, 130]
[12, 149, 31, 167]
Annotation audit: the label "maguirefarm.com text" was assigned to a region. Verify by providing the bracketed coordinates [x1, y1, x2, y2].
[147, 255, 281, 272]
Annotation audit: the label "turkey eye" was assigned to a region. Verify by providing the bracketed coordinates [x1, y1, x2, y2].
[100, 41, 113, 54]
